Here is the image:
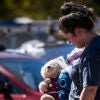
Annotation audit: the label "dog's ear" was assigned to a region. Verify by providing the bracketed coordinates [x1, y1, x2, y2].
[41, 67, 46, 79]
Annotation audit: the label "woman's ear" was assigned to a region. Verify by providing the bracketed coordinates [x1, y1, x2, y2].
[74, 27, 82, 36]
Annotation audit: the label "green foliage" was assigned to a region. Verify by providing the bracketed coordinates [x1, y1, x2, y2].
[0, 0, 100, 20]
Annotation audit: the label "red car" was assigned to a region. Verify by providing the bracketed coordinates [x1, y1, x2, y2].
[0, 51, 45, 100]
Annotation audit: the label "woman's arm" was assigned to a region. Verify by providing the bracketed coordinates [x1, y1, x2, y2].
[80, 86, 97, 100]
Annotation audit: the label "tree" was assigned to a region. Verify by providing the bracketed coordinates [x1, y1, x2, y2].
[0, 0, 100, 20]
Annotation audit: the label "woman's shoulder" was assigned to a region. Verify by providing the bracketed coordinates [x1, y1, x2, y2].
[87, 35, 100, 57]
[88, 35, 100, 48]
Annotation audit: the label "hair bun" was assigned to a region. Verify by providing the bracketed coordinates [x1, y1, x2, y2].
[60, 2, 73, 15]
[71, 6, 89, 17]
[60, 2, 88, 17]
[60, 2, 96, 23]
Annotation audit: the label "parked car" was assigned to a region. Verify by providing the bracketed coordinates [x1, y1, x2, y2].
[0, 51, 45, 100]
[7, 40, 75, 61]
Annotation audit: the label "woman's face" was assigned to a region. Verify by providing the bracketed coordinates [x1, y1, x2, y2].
[63, 32, 85, 48]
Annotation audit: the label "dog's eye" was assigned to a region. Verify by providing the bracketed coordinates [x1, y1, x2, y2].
[47, 66, 51, 69]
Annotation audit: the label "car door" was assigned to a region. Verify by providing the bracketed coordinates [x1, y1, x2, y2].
[0, 65, 41, 100]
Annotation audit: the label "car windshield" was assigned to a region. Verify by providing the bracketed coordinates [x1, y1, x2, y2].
[0, 59, 45, 91]
[43, 44, 75, 60]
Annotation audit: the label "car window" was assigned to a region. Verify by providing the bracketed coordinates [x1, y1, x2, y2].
[0, 73, 23, 94]
[0, 59, 45, 91]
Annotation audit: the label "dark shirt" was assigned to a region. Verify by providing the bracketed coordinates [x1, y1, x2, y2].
[68, 36, 100, 100]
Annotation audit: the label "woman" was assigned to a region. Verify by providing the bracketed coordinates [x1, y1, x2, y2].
[58, 2, 100, 100]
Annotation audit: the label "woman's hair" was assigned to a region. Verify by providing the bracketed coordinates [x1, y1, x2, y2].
[59, 2, 97, 35]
